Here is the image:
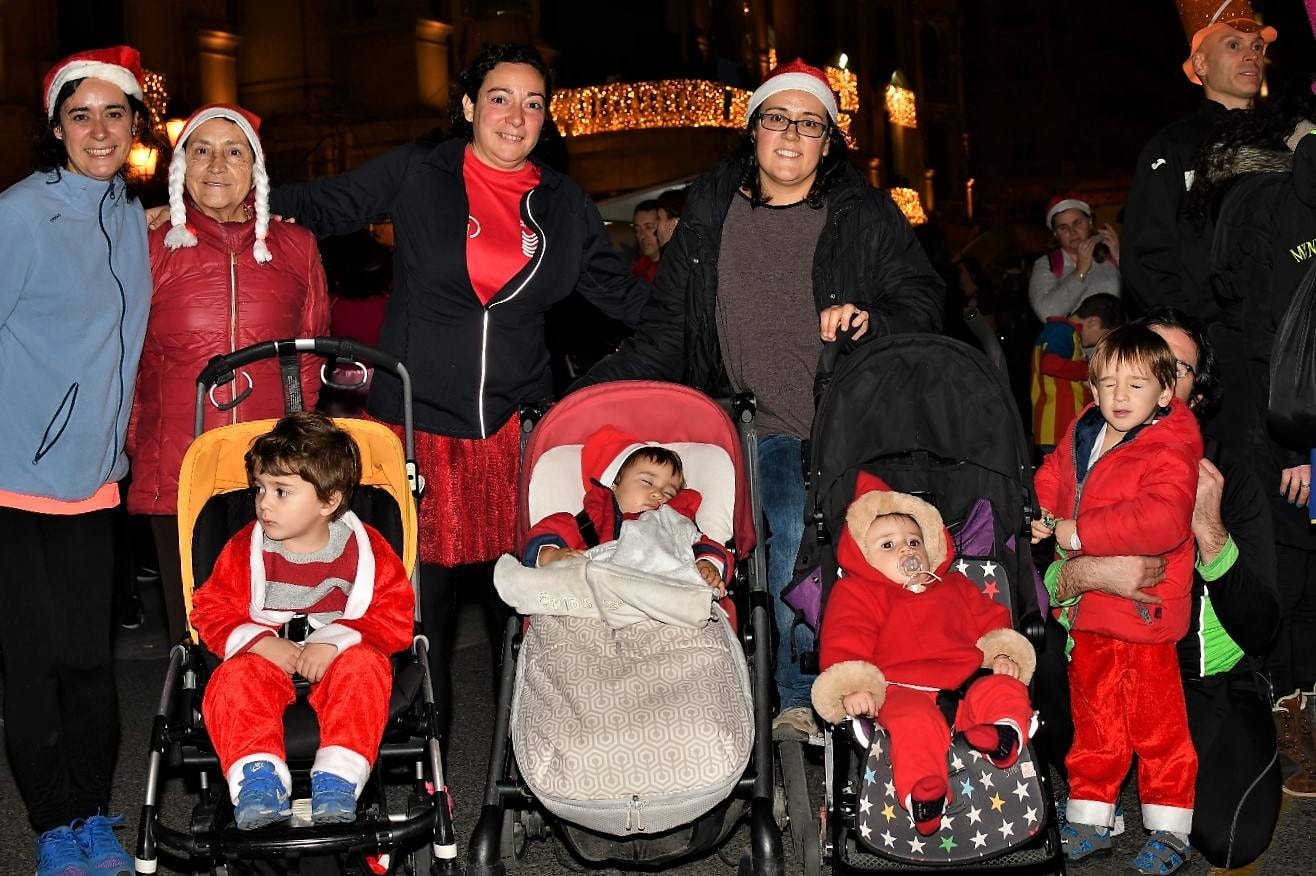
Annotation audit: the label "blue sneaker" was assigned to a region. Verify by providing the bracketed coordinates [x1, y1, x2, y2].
[71, 815, 132, 875]
[35, 825, 89, 876]
[310, 771, 357, 824]
[1130, 830, 1191, 875]
[1059, 821, 1113, 862]
[234, 761, 291, 830]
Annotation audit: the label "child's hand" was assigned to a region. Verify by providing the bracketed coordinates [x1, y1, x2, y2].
[1053, 518, 1077, 551]
[991, 654, 1020, 679]
[696, 559, 726, 597]
[539, 546, 585, 566]
[296, 643, 339, 683]
[249, 636, 302, 675]
[842, 691, 878, 718]
[1031, 508, 1056, 544]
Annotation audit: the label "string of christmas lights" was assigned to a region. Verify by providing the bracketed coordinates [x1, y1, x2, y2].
[885, 83, 917, 128]
[888, 187, 927, 225]
[142, 70, 168, 135]
[553, 80, 752, 138]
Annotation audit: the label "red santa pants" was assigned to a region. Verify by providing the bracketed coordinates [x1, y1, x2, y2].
[203, 644, 393, 779]
[878, 674, 1033, 807]
[1066, 631, 1196, 835]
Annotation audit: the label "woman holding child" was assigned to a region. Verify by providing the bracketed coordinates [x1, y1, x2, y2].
[263, 43, 654, 747]
[582, 59, 944, 737]
[0, 46, 151, 876]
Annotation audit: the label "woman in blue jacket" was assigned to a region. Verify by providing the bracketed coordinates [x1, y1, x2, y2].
[0, 46, 153, 876]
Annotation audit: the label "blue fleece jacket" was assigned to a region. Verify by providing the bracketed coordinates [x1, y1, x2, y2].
[0, 170, 150, 501]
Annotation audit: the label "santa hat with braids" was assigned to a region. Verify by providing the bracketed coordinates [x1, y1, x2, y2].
[164, 104, 272, 263]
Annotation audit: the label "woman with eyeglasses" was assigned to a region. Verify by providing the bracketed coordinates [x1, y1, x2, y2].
[582, 59, 944, 738]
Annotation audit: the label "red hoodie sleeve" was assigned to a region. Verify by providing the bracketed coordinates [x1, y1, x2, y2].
[298, 242, 332, 409]
[522, 511, 589, 565]
[1033, 447, 1064, 514]
[818, 578, 882, 671]
[189, 525, 278, 659]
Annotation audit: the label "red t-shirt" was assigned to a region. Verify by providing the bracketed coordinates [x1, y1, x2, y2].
[463, 147, 542, 306]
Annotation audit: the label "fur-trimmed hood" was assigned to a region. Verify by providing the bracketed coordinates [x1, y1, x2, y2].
[1204, 144, 1292, 187]
[837, 471, 953, 584]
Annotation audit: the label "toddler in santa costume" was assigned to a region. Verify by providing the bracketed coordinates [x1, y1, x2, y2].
[1033, 324, 1203, 870]
[190, 411, 414, 829]
[521, 424, 733, 595]
[811, 474, 1037, 836]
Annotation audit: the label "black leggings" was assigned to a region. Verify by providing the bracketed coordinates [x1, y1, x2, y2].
[0, 506, 119, 833]
[418, 562, 511, 753]
[1033, 620, 1281, 867]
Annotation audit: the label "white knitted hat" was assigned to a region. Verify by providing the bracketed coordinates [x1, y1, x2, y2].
[163, 104, 272, 263]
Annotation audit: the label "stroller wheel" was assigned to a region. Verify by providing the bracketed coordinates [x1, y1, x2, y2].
[499, 809, 528, 864]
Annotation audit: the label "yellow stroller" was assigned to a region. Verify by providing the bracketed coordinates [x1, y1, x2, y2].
[132, 338, 455, 875]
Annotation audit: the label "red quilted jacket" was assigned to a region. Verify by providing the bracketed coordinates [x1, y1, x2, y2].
[126, 202, 331, 514]
[1033, 398, 1203, 643]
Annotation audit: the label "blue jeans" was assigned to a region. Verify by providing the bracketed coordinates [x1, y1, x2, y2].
[758, 433, 814, 710]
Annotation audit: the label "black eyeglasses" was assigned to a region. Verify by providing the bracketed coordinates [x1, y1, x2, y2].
[757, 112, 829, 139]
[1174, 360, 1196, 379]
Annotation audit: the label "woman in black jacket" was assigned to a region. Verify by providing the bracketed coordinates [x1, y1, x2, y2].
[267, 43, 652, 749]
[584, 60, 944, 736]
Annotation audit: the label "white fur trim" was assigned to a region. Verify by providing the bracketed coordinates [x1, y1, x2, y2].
[811, 660, 887, 725]
[312, 745, 372, 796]
[1141, 804, 1193, 836]
[304, 622, 362, 653]
[846, 490, 949, 572]
[1067, 798, 1118, 830]
[976, 627, 1037, 684]
[1046, 198, 1091, 228]
[600, 442, 648, 487]
[168, 106, 271, 263]
[224, 623, 278, 660]
[46, 61, 142, 119]
[748, 72, 838, 120]
[226, 754, 291, 804]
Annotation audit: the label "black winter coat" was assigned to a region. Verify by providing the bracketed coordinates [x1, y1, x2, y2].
[580, 157, 944, 394]
[1123, 100, 1235, 318]
[270, 138, 651, 439]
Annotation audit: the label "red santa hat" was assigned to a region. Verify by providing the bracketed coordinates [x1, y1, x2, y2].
[43, 45, 144, 121]
[580, 425, 657, 491]
[747, 58, 838, 121]
[163, 104, 272, 264]
[1176, 0, 1276, 84]
[844, 471, 950, 573]
[1045, 193, 1091, 229]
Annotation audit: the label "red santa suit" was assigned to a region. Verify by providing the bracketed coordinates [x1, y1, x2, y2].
[1033, 399, 1202, 835]
[811, 474, 1036, 814]
[191, 511, 414, 801]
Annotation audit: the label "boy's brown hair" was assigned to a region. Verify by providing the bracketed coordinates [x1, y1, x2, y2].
[245, 411, 361, 519]
[1087, 323, 1178, 391]
[615, 445, 685, 488]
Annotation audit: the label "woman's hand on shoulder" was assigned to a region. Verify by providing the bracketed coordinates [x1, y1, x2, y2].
[820, 304, 870, 342]
[145, 204, 169, 230]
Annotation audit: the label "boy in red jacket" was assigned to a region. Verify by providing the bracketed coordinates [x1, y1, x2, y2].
[190, 412, 414, 830]
[811, 474, 1037, 836]
[1033, 324, 1203, 872]
[520, 424, 732, 595]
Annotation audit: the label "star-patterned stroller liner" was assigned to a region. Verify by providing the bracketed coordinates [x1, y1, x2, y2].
[855, 728, 1047, 864]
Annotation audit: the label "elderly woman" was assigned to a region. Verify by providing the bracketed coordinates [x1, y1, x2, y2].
[257, 43, 652, 747]
[1036, 307, 1281, 871]
[0, 46, 151, 876]
[128, 104, 330, 645]
[1028, 194, 1122, 321]
[582, 59, 944, 738]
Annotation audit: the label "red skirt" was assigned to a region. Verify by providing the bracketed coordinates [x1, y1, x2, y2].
[375, 414, 520, 567]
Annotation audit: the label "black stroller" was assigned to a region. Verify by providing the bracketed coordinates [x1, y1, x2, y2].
[132, 338, 456, 875]
[781, 334, 1065, 874]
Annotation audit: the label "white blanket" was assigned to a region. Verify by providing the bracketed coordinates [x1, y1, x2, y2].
[494, 505, 715, 629]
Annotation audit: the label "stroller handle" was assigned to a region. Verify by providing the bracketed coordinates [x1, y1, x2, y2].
[193, 338, 415, 458]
